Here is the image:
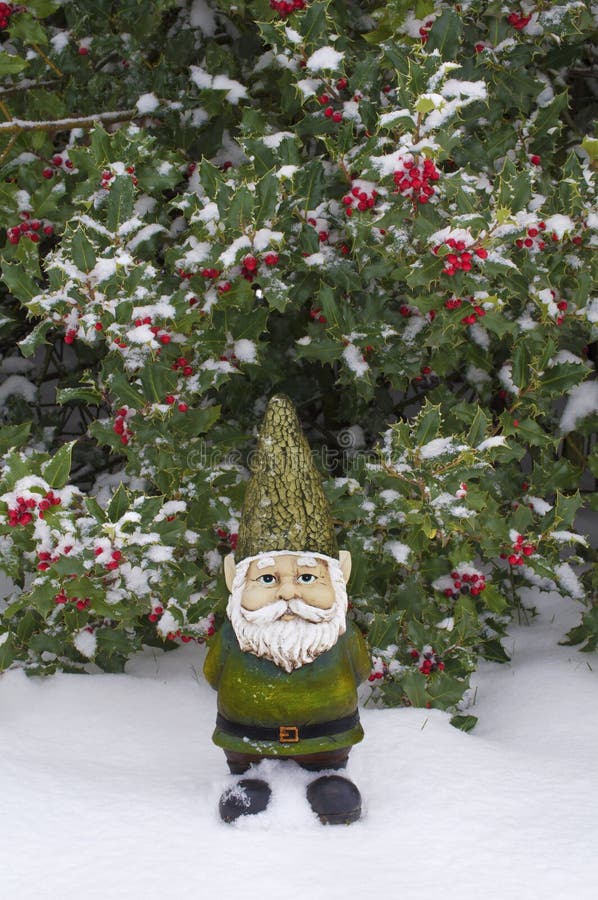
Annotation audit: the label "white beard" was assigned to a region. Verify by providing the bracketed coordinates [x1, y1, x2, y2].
[227, 554, 348, 673]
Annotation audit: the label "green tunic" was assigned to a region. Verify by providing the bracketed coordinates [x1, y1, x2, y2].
[204, 620, 371, 757]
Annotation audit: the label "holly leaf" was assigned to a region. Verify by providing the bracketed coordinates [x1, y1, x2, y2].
[42, 441, 75, 488]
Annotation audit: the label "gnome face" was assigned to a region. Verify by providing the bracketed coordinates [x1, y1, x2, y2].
[241, 555, 336, 614]
[224, 550, 352, 672]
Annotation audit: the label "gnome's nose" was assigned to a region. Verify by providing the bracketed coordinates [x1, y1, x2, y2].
[277, 579, 297, 601]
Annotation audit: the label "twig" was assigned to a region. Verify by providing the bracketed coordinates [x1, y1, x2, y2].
[0, 99, 11, 121]
[0, 133, 19, 165]
[31, 43, 63, 78]
[0, 109, 139, 135]
[0, 79, 60, 97]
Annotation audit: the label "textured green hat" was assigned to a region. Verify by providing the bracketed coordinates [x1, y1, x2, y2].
[235, 395, 338, 560]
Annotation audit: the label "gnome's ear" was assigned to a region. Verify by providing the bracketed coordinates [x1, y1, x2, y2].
[339, 550, 352, 584]
[224, 553, 237, 591]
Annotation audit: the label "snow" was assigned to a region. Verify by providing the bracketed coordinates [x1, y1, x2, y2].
[189, 0, 217, 34]
[0, 588, 596, 899]
[384, 541, 410, 564]
[305, 47, 345, 72]
[0, 374, 36, 404]
[477, 436, 508, 451]
[136, 93, 159, 114]
[342, 344, 369, 377]
[261, 132, 294, 148]
[560, 382, 598, 433]
[189, 67, 248, 105]
[419, 437, 465, 459]
[233, 339, 257, 363]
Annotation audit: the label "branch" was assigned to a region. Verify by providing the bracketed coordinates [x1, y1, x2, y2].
[0, 109, 139, 135]
[0, 79, 61, 97]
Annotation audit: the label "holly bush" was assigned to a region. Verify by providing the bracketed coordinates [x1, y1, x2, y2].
[0, 1, 596, 724]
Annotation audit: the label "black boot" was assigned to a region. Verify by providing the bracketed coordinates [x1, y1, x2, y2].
[306, 775, 362, 825]
[219, 778, 272, 823]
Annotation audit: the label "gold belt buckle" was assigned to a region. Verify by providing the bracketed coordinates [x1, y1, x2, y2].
[279, 725, 299, 743]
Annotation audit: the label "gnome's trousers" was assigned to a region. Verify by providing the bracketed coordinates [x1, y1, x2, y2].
[224, 748, 351, 774]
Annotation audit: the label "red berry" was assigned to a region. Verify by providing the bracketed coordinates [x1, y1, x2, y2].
[530, 155, 541, 166]
[78, 46, 89, 56]
[42, 168, 54, 179]
[177, 402, 188, 412]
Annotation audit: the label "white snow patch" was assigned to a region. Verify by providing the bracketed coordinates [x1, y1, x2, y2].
[233, 340, 257, 363]
[305, 47, 344, 72]
[189, 0, 217, 34]
[73, 629, 97, 659]
[477, 436, 508, 451]
[136, 93, 159, 114]
[420, 438, 465, 459]
[342, 344, 369, 377]
[261, 132, 295, 149]
[554, 563, 584, 600]
[189, 67, 248, 105]
[527, 497, 553, 516]
[385, 541, 411, 564]
[560, 382, 598, 434]
[0, 375, 36, 404]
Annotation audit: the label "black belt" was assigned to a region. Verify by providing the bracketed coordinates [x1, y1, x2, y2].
[216, 711, 360, 744]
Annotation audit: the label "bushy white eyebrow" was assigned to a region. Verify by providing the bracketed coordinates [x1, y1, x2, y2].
[256, 556, 276, 569]
[296, 556, 318, 567]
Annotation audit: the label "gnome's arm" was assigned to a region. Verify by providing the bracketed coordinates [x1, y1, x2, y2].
[348, 624, 371, 686]
[203, 627, 225, 690]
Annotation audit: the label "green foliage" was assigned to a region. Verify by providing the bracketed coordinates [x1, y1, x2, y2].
[0, 1, 595, 723]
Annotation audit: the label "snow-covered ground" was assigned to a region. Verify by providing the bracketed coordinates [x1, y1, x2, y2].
[1, 587, 596, 900]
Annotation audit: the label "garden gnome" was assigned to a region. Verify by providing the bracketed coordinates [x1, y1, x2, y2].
[204, 394, 370, 824]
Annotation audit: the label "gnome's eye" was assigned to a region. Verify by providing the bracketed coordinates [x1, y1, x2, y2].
[297, 573, 317, 584]
[257, 574, 277, 585]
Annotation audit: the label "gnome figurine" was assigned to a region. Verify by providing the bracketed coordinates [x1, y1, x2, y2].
[204, 395, 370, 824]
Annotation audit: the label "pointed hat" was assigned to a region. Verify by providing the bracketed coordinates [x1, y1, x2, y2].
[235, 395, 338, 560]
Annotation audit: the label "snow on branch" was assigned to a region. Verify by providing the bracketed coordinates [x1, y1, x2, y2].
[0, 109, 139, 134]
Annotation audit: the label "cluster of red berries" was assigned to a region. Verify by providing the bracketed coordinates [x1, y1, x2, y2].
[95, 547, 123, 571]
[452, 296, 487, 326]
[216, 527, 238, 551]
[0, 3, 17, 29]
[54, 590, 91, 610]
[418, 19, 434, 42]
[164, 629, 210, 643]
[434, 239, 487, 276]
[507, 10, 531, 30]
[309, 307, 327, 324]
[410, 646, 445, 676]
[368, 659, 388, 682]
[7, 212, 54, 245]
[170, 355, 194, 377]
[100, 165, 137, 190]
[342, 184, 377, 217]
[240, 252, 279, 281]
[42, 154, 74, 180]
[165, 393, 190, 412]
[113, 407, 134, 445]
[200, 267, 221, 279]
[443, 569, 487, 600]
[37, 544, 72, 571]
[501, 533, 536, 566]
[306, 217, 329, 242]
[269, 0, 305, 18]
[7, 490, 61, 526]
[133, 315, 172, 345]
[147, 605, 164, 623]
[320, 96, 343, 124]
[516, 223, 548, 251]
[393, 155, 439, 205]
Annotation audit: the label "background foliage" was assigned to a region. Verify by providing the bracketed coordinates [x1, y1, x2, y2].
[0, 0, 596, 726]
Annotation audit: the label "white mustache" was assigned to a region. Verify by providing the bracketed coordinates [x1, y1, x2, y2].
[242, 598, 337, 624]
